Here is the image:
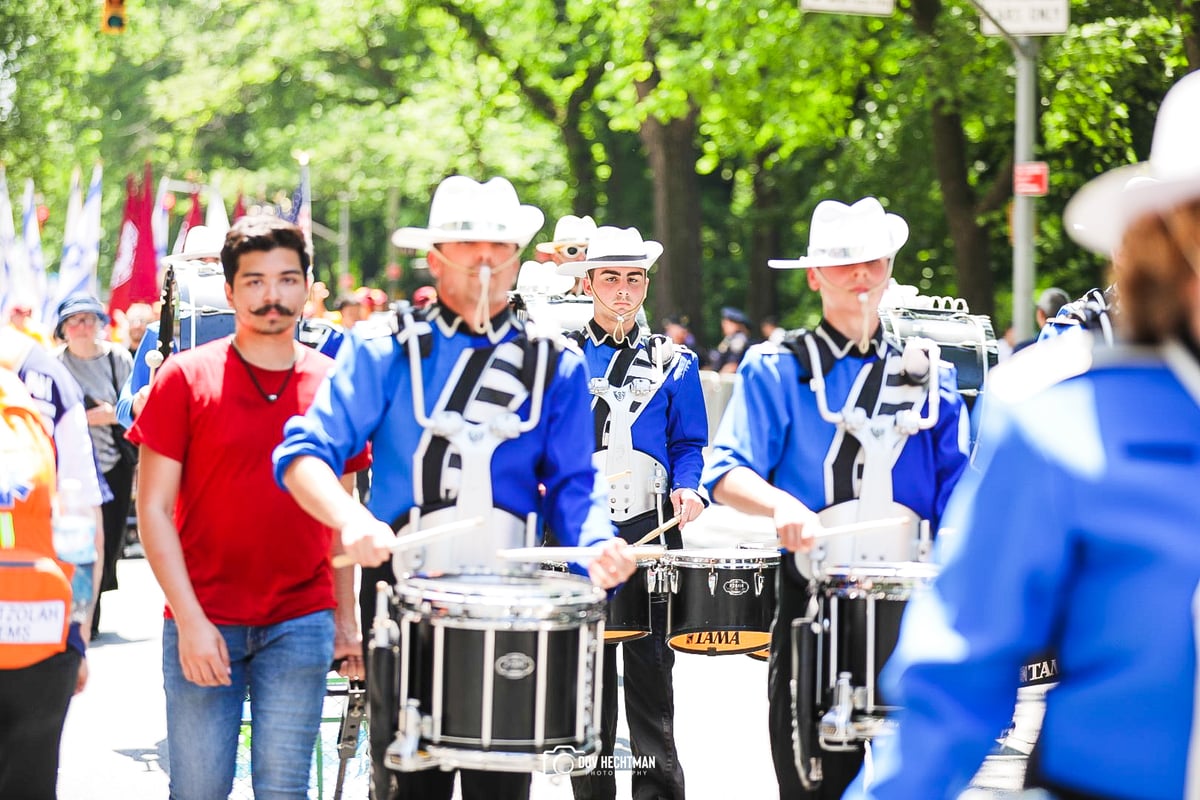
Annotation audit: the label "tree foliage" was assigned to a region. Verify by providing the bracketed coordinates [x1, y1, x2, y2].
[1, 0, 1195, 343]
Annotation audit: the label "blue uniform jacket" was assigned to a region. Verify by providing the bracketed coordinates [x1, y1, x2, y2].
[846, 338, 1200, 800]
[272, 307, 614, 548]
[575, 323, 708, 498]
[702, 323, 968, 529]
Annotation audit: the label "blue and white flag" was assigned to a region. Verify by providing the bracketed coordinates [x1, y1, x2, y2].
[20, 180, 49, 323]
[0, 169, 33, 317]
[56, 163, 103, 309]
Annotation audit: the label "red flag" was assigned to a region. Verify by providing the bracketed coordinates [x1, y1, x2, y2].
[109, 162, 160, 314]
[172, 188, 205, 254]
[232, 191, 247, 221]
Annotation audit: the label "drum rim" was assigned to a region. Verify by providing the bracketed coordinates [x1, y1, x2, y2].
[664, 548, 780, 567]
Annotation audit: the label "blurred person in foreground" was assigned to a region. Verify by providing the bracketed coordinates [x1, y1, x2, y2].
[130, 216, 368, 800]
[844, 70, 1200, 800]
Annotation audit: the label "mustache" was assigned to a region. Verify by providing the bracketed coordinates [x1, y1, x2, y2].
[249, 304, 296, 317]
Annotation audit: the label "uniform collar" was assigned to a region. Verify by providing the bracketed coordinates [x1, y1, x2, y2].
[584, 319, 642, 349]
[427, 303, 518, 343]
[815, 318, 887, 359]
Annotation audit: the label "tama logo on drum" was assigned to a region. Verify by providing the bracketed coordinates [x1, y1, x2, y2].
[495, 652, 536, 680]
[684, 631, 742, 646]
[723, 579, 750, 596]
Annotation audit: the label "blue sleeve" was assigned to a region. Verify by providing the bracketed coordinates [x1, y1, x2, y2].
[846, 396, 1074, 799]
[701, 347, 792, 495]
[540, 348, 615, 549]
[274, 331, 394, 486]
[115, 323, 159, 429]
[665, 351, 708, 495]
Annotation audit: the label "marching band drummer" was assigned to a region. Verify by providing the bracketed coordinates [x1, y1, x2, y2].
[557, 225, 708, 800]
[272, 175, 636, 800]
[844, 70, 1200, 800]
[700, 197, 968, 800]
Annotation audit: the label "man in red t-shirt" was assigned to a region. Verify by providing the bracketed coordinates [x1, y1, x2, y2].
[130, 215, 369, 800]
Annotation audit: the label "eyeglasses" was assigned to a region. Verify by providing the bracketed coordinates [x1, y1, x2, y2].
[63, 314, 99, 328]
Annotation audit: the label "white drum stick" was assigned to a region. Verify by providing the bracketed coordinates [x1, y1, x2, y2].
[499, 544, 666, 563]
[806, 516, 913, 542]
[632, 515, 682, 547]
[331, 515, 485, 568]
[145, 350, 164, 384]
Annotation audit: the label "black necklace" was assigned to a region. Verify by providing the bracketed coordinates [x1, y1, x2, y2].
[230, 340, 296, 403]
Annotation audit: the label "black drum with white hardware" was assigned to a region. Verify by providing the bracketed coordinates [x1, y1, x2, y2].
[791, 562, 938, 788]
[378, 572, 605, 775]
[663, 548, 779, 656]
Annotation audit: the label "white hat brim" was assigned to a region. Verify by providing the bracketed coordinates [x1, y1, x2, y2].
[391, 206, 544, 252]
[557, 240, 664, 279]
[162, 250, 222, 267]
[768, 214, 909, 270]
[1064, 162, 1200, 255]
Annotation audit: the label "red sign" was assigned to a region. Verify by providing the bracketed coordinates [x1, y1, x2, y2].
[1014, 161, 1049, 197]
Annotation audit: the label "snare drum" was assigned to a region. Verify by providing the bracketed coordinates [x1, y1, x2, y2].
[382, 572, 605, 775]
[663, 548, 779, 656]
[794, 562, 938, 755]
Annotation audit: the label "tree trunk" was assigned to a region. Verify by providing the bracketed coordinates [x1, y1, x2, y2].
[635, 89, 703, 331]
[910, 0, 997, 317]
[747, 155, 783, 328]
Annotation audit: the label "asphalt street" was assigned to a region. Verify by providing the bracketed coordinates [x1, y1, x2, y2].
[55, 511, 1035, 799]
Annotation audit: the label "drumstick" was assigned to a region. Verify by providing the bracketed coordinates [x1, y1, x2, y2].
[806, 516, 913, 541]
[605, 469, 632, 482]
[632, 515, 682, 546]
[499, 544, 666, 563]
[146, 350, 164, 384]
[331, 515, 485, 568]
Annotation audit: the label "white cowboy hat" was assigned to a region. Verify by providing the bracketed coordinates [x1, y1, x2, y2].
[535, 214, 598, 255]
[516, 260, 576, 296]
[768, 197, 909, 269]
[557, 226, 664, 278]
[390, 176, 545, 251]
[162, 225, 225, 266]
[1064, 71, 1200, 256]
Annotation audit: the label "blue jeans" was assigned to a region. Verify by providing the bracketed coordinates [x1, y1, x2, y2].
[162, 610, 335, 800]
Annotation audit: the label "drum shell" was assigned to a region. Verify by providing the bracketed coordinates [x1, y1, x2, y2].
[604, 563, 654, 643]
[394, 573, 604, 755]
[664, 549, 779, 656]
[878, 306, 999, 406]
[816, 564, 936, 716]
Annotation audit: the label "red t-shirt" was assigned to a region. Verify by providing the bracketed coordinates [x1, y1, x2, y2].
[128, 338, 369, 626]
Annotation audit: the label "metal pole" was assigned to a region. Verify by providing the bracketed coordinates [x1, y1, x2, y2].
[1011, 36, 1039, 340]
[339, 195, 350, 285]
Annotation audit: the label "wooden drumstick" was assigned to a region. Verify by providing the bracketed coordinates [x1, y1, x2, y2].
[499, 544, 666, 563]
[632, 515, 682, 547]
[605, 469, 632, 482]
[145, 350, 164, 384]
[331, 515, 485, 568]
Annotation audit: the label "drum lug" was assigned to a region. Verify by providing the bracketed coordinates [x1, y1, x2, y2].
[394, 698, 425, 760]
[646, 566, 659, 594]
[707, 569, 717, 597]
[669, 568, 679, 594]
[755, 572, 765, 597]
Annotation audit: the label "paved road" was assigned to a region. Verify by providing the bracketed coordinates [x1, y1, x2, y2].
[56, 515, 1035, 799]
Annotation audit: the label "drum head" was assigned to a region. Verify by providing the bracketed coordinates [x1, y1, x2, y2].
[397, 572, 605, 626]
[664, 548, 780, 569]
[821, 562, 939, 601]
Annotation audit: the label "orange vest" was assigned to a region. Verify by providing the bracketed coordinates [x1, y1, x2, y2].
[0, 368, 72, 670]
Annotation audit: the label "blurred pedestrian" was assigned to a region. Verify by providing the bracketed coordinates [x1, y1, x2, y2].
[845, 69, 1200, 800]
[710, 306, 752, 373]
[54, 294, 134, 639]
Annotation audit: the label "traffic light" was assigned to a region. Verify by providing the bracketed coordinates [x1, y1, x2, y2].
[101, 0, 126, 34]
